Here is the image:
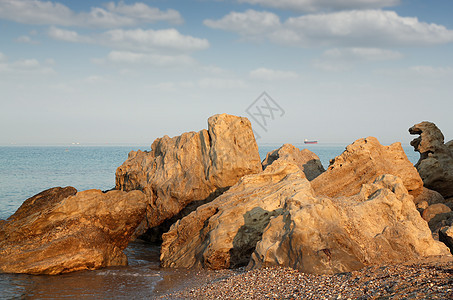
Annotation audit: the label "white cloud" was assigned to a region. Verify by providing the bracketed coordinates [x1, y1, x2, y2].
[201, 65, 228, 75]
[238, 0, 400, 12]
[149, 82, 177, 90]
[48, 27, 209, 53]
[322, 48, 402, 61]
[198, 78, 247, 89]
[105, 2, 183, 25]
[312, 60, 352, 72]
[45, 58, 56, 65]
[0, 0, 183, 28]
[83, 75, 107, 84]
[0, 55, 56, 75]
[410, 66, 453, 76]
[100, 51, 196, 67]
[100, 28, 209, 52]
[312, 47, 402, 71]
[205, 9, 453, 47]
[249, 67, 299, 80]
[15, 35, 39, 44]
[147, 77, 247, 91]
[48, 26, 91, 43]
[204, 9, 280, 38]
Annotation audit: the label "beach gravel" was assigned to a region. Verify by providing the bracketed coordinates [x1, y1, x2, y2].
[158, 259, 453, 299]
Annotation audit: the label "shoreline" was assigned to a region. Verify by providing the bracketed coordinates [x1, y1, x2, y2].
[156, 257, 453, 299]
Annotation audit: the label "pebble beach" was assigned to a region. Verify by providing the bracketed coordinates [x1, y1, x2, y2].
[158, 258, 453, 299]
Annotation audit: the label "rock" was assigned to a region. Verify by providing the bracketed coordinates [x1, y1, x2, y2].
[160, 164, 449, 274]
[311, 137, 423, 198]
[262, 144, 325, 180]
[422, 204, 451, 223]
[416, 200, 429, 215]
[414, 188, 446, 207]
[160, 160, 303, 269]
[428, 212, 453, 240]
[409, 121, 453, 198]
[446, 140, 453, 152]
[439, 226, 453, 254]
[0, 187, 147, 274]
[115, 114, 262, 242]
[250, 174, 449, 274]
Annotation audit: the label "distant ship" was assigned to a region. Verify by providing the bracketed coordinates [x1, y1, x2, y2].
[304, 139, 318, 144]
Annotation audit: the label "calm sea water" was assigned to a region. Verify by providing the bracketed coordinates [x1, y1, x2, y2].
[0, 144, 419, 299]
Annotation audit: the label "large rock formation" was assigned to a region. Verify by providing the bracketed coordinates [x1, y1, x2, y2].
[409, 121, 453, 198]
[0, 187, 146, 275]
[160, 160, 304, 269]
[262, 144, 325, 180]
[311, 137, 423, 198]
[115, 114, 262, 241]
[160, 159, 449, 274]
[250, 174, 449, 274]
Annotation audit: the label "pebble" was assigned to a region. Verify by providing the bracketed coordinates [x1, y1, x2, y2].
[157, 260, 453, 299]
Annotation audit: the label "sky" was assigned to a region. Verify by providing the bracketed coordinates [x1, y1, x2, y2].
[1, 0, 452, 146]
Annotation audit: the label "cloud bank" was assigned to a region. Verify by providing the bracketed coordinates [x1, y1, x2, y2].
[0, 0, 183, 27]
[238, 0, 400, 12]
[205, 9, 453, 47]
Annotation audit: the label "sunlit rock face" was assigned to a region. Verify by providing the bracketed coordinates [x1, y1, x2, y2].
[115, 113, 262, 241]
[409, 121, 453, 198]
[160, 157, 449, 274]
[261, 143, 325, 181]
[160, 160, 306, 269]
[0, 187, 147, 275]
[311, 137, 423, 198]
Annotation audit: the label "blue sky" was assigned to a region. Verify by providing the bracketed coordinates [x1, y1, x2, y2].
[1, 0, 452, 146]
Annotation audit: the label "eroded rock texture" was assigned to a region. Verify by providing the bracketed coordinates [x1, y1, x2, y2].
[262, 144, 325, 180]
[160, 159, 449, 274]
[115, 114, 262, 241]
[0, 187, 147, 274]
[311, 137, 423, 198]
[409, 121, 453, 198]
[250, 174, 449, 274]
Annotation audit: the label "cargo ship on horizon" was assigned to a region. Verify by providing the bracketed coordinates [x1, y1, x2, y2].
[304, 139, 318, 144]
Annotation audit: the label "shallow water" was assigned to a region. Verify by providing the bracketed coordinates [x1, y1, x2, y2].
[0, 242, 161, 299]
[0, 144, 419, 298]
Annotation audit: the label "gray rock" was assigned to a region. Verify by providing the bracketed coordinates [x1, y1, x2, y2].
[409, 121, 453, 198]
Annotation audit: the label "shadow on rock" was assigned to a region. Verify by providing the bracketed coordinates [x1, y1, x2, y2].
[230, 207, 282, 268]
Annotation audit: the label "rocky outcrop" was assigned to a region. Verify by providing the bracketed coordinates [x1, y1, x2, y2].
[262, 144, 325, 180]
[311, 137, 423, 198]
[0, 187, 146, 275]
[160, 160, 303, 269]
[115, 114, 262, 242]
[409, 121, 453, 198]
[250, 174, 449, 274]
[160, 159, 449, 274]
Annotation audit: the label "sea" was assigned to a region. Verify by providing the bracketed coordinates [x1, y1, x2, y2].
[0, 144, 419, 299]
